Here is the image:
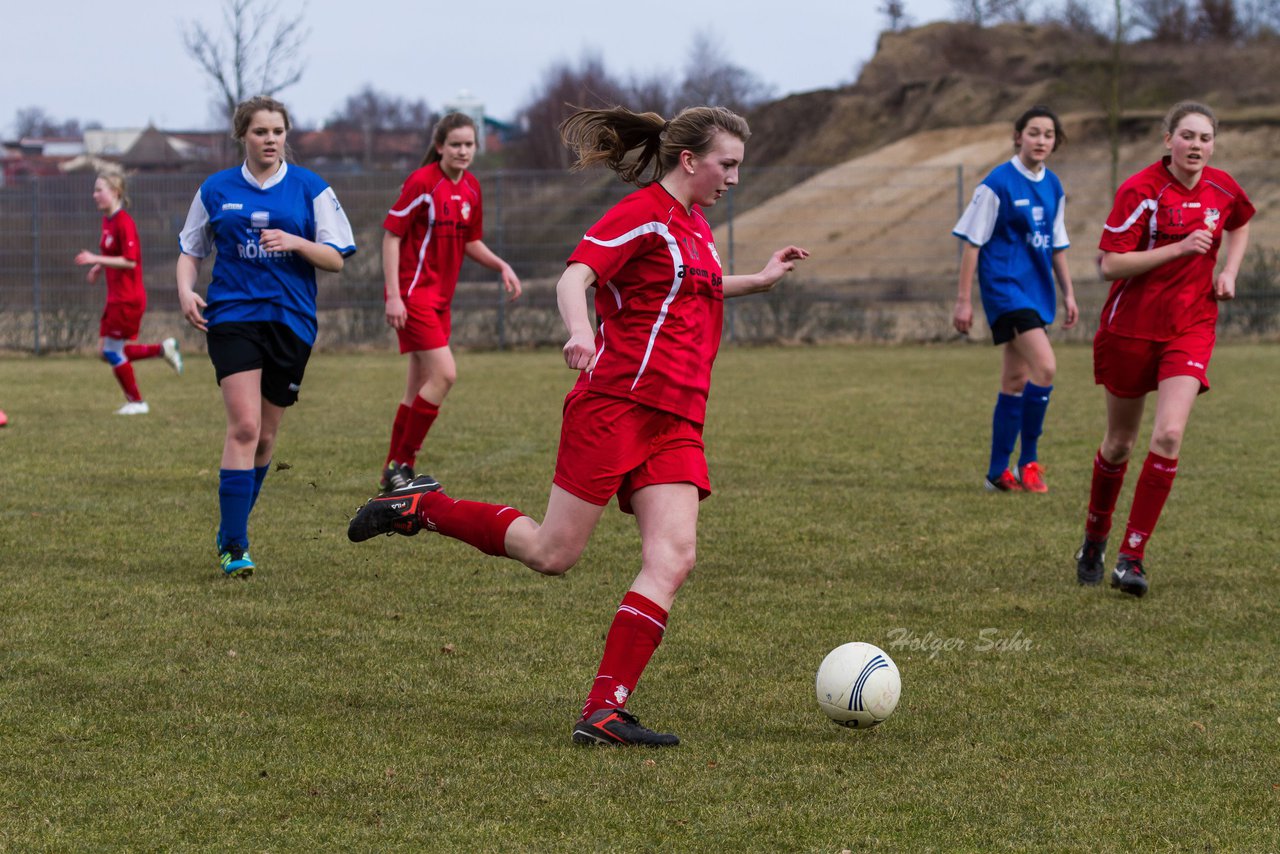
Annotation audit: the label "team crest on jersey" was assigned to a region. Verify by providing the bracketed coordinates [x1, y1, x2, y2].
[707, 240, 721, 266]
[461, 201, 471, 221]
[251, 211, 270, 228]
[103, 234, 114, 248]
[1032, 206, 1045, 222]
[1203, 208, 1221, 231]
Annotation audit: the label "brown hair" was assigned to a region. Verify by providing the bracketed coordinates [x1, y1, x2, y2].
[1163, 101, 1217, 135]
[95, 170, 129, 208]
[1013, 105, 1066, 151]
[231, 96, 293, 141]
[559, 105, 751, 187]
[421, 112, 478, 167]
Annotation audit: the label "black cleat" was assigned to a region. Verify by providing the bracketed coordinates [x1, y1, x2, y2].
[571, 708, 679, 747]
[1075, 537, 1107, 586]
[348, 474, 442, 543]
[379, 461, 416, 493]
[1111, 554, 1148, 597]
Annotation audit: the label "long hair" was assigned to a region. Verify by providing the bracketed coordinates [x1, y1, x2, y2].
[232, 95, 293, 142]
[1164, 101, 1216, 135]
[559, 105, 750, 187]
[1013, 105, 1066, 151]
[421, 112, 478, 167]
[96, 170, 129, 209]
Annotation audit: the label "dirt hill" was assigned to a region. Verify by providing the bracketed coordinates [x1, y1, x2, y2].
[723, 22, 1280, 301]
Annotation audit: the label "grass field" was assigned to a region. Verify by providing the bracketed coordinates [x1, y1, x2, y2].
[1, 343, 1277, 852]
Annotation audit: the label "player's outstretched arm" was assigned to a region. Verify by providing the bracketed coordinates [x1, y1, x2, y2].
[722, 245, 809, 299]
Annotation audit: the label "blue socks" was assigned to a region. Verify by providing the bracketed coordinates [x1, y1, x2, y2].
[1018, 382, 1053, 468]
[252, 461, 271, 509]
[988, 393, 1024, 481]
[218, 468, 255, 550]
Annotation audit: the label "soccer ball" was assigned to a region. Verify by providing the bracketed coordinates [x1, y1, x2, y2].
[815, 642, 901, 728]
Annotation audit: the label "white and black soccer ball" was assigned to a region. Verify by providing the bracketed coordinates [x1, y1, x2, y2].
[815, 642, 901, 728]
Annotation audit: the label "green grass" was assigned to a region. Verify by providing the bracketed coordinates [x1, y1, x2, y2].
[1, 343, 1278, 852]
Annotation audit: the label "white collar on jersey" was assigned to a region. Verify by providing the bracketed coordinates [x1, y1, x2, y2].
[241, 159, 289, 190]
[1009, 155, 1046, 182]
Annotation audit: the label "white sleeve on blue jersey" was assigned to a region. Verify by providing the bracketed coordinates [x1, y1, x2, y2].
[1052, 194, 1069, 250]
[952, 184, 999, 246]
[178, 191, 213, 257]
[314, 187, 356, 256]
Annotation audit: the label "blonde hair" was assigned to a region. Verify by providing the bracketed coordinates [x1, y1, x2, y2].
[96, 171, 129, 208]
[1164, 101, 1217, 135]
[421, 112, 478, 167]
[559, 105, 751, 187]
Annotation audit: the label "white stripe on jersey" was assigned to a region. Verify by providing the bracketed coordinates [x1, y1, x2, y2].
[583, 221, 683, 392]
[1101, 197, 1160, 236]
[387, 192, 436, 295]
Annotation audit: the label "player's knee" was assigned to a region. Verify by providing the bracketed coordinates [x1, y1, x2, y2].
[526, 548, 579, 577]
[1151, 426, 1183, 458]
[227, 420, 260, 448]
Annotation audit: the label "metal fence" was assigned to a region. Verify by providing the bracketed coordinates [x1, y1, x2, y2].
[1, 160, 1276, 354]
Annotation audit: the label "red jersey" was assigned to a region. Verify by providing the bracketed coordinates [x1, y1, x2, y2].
[382, 162, 483, 310]
[1098, 158, 1254, 340]
[568, 183, 725, 425]
[100, 208, 145, 307]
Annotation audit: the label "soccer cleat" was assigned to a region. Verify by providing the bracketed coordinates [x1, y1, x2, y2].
[162, 337, 184, 375]
[116, 401, 150, 415]
[378, 461, 416, 493]
[348, 474, 443, 542]
[1111, 554, 1148, 597]
[1017, 461, 1048, 493]
[216, 533, 255, 578]
[983, 469, 1022, 492]
[571, 708, 680, 747]
[1075, 536, 1107, 586]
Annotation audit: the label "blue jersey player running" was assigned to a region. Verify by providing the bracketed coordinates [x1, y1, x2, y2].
[177, 96, 356, 577]
[952, 105, 1078, 493]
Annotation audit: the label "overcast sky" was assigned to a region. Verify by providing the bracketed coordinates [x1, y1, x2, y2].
[1, 0, 956, 137]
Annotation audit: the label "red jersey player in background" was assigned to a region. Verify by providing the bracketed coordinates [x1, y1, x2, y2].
[350, 105, 808, 746]
[74, 172, 183, 414]
[376, 112, 521, 492]
[1075, 101, 1253, 597]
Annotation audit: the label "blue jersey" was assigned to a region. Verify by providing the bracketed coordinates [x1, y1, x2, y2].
[953, 157, 1069, 325]
[179, 162, 356, 345]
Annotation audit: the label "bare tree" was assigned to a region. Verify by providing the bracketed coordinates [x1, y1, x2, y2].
[1108, 0, 1127, 194]
[879, 0, 914, 29]
[13, 107, 92, 139]
[674, 32, 774, 113]
[1054, 0, 1106, 34]
[512, 53, 629, 170]
[182, 0, 309, 123]
[1132, 0, 1194, 39]
[1197, 0, 1242, 38]
[327, 86, 433, 132]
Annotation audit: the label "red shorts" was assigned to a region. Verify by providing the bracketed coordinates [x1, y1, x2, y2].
[100, 301, 144, 340]
[1093, 323, 1215, 398]
[396, 301, 450, 353]
[553, 390, 711, 514]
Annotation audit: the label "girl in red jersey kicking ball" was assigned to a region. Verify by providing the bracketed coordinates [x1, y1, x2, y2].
[1075, 101, 1253, 597]
[376, 113, 521, 493]
[350, 105, 808, 746]
[74, 172, 183, 414]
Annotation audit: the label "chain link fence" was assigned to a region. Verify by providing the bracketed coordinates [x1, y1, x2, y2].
[1, 161, 1275, 354]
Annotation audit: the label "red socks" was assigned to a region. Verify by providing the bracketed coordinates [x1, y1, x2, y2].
[112, 363, 143, 402]
[124, 343, 162, 360]
[416, 491, 521, 557]
[1121, 452, 1178, 559]
[385, 403, 412, 466]
[581, 591, 668, 721]
[1085, 450, 1128, 541]
[396, 397, 439, 468]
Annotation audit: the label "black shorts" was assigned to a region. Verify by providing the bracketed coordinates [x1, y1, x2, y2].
[207, 321, 312, 407]
[990, 309, 1047, 345]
